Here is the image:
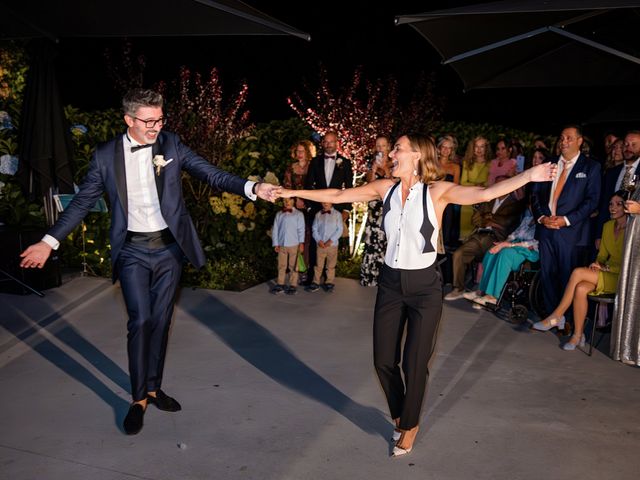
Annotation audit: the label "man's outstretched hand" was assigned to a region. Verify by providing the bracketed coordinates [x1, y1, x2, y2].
[20, 241, 53, 269]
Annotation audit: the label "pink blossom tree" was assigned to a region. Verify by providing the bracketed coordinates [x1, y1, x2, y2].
[288, 66, 443, 254]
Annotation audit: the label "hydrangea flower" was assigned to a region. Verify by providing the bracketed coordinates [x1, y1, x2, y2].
[0, 154, 18, 175]
[70, 124, 88, 136]
[0, 111, 13, 130]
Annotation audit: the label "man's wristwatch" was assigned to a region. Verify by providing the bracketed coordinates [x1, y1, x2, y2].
[252, 182, 261, 195]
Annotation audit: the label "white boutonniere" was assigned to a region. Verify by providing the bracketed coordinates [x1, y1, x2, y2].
[575, 172, 587, 179]
[152, 155, 173, 176]
[336, 158, 343, 167]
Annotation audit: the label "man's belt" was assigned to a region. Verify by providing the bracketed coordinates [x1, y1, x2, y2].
[125, 228, 176, 248]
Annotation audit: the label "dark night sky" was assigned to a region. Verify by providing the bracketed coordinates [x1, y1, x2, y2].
[53, 1, 634, 136]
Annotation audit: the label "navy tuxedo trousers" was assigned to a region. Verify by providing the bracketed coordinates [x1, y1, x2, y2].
[117, 241, 184, 401]
[373, 264, 443, 430]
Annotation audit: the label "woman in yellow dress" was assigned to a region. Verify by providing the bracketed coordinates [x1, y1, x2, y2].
[532, 191, 629, 350]
[459, 136, 491, 239]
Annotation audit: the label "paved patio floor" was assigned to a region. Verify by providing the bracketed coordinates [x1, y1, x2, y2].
[1, 275, 639, 480]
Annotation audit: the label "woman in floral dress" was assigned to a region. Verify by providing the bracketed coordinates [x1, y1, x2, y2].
[360, 135, 392, 286]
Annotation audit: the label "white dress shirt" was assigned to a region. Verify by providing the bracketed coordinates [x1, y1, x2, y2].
[383, 182, 438, 270]
[546, 152, 579, 224]
[124, 134, 168, 233]
[324, 155, 336, 186]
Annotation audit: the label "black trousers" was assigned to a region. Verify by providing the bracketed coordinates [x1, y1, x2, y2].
[117, 239, 183, 401]
[373, 263, 443, 430]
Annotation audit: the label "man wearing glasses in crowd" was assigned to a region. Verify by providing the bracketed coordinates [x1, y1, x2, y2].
[20, 88, 278, 435]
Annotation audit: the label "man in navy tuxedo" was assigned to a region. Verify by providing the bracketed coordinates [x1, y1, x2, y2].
[20, 89, 277, 434]
[531, 125, 600, 324]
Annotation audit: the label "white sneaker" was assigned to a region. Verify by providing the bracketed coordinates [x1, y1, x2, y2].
[463, 290, 481, 301]
[444, 289, 465, 301]
[474, 295, 498, 306]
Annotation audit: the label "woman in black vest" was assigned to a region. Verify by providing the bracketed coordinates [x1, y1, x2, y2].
[279, 134, 556, 457]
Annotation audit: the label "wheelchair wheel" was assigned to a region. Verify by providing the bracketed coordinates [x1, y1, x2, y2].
[528, 271, 546, 318]
[508, 304, 529, 324]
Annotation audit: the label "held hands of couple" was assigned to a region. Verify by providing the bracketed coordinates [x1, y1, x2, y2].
[271, 187, 297, 200]
[255, 182, 281, 202]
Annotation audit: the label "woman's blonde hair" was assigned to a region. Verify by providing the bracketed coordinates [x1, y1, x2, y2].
[405, 133, 444, 184]
[462, 135, 492, 169]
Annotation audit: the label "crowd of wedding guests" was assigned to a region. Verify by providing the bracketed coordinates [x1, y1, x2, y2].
[271, 128, 640, 366]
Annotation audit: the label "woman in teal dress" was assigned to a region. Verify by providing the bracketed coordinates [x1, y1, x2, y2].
[465, 208, 539, 307]
[532, 191, 629, 350]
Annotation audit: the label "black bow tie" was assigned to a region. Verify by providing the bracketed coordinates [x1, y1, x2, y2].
[131, 144, 153, 153]
[325, 155, 336, 160]
[321, 210, 331, 214]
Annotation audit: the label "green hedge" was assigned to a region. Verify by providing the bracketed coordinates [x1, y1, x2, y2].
[2, 107, 548, 291]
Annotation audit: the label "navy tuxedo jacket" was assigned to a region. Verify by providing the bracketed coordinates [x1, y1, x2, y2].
[531, 153, 601, 247]
[304, 153, 353, 212]
[48, 131, 248, 280]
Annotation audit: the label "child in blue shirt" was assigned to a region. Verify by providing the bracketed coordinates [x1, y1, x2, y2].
[271, 197, 305, 294]
[307, 202, 343, 292]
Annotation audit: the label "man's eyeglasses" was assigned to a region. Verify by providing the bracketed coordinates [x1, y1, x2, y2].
[132, 116, 167, 128]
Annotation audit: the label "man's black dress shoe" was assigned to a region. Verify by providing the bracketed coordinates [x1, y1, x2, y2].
[123, 404, 145, 435]
[147, 390, 182, 412]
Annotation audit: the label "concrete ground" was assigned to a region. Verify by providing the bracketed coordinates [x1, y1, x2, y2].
[1, 275, 639, 480]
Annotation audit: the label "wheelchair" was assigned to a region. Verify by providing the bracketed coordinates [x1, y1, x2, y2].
[486, 261, 545, 324]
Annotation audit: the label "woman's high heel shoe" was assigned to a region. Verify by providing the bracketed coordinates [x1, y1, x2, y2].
[392, 443, 413, 457]
[391, 428, 402, 442]
[532, 315, 565, 332]
[391, 427, 418, 457]
[562, 334, 586, 351]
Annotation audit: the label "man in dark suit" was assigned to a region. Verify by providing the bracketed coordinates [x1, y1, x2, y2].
[595, 130, 640, 248]
[19, 89, 277, 435]
[303, 131, 353, 276]
[531, 125, 601, 323]
[444, 176, 525, 300]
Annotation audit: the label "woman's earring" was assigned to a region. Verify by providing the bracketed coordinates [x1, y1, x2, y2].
[413, 168, 418, 176]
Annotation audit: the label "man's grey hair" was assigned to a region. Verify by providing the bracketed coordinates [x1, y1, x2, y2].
[122, 89, 163, 117]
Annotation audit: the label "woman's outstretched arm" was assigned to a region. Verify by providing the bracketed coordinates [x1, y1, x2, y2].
[279, 178, 395, 204]
[436, 162, 556, 206]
